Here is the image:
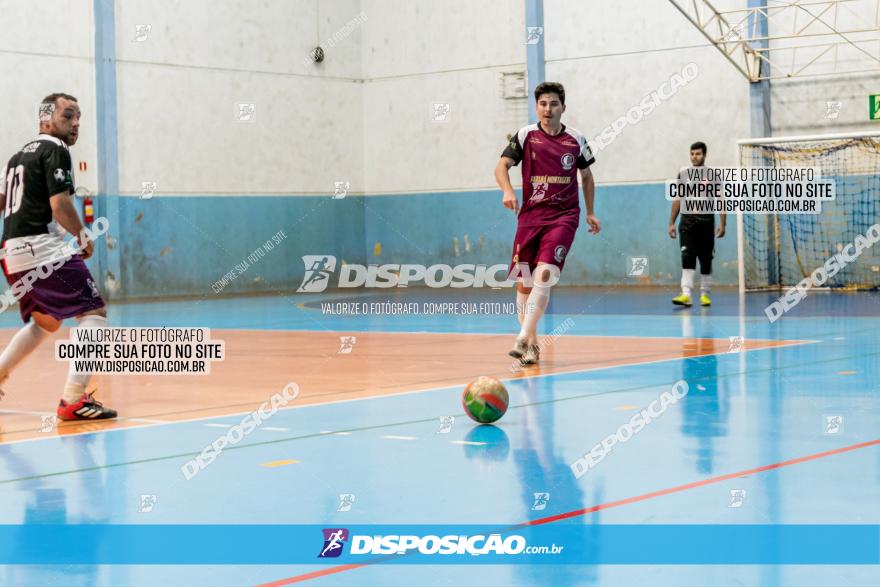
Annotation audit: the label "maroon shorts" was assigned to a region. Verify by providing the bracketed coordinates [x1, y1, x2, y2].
[4, 256, 105, 323]
[509, 221, 578, 277]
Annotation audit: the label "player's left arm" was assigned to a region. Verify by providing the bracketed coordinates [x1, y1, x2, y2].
[576, 135, 600, 234]
[49, 192, 93, 260]
[579, 167, 600, 234]
[717, 213, 727, 237]
[45, 145, 93, 259]
[0, 164, 6, 216]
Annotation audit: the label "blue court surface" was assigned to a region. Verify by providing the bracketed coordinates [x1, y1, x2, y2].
[0, 287, 878, 586]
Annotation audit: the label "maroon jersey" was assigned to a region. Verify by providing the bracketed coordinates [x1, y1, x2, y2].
[502, 123, 595, 227]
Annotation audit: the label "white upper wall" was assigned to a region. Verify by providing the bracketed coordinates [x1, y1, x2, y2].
[772, 74, 880, 137]
[546, 0, 751, 180]
[361, 0, 752, 192]
[2, 0, 873, 198]
[116, 0, 363, 79]
[360, 0, 524, 79]
[115, 0, 365, 195]
[360, 0, 525, 193]
[0, 1, 97, 192]
[548, 0, 755, 179]
[0, 0, 93, 58]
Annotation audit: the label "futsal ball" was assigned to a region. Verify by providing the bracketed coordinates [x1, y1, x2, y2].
[461, 376, 509, 423]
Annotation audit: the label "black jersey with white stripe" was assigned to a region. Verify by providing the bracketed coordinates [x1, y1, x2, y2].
[0, 134, 75, 272]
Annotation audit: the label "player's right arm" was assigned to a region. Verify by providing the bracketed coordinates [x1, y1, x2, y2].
[668, 199, 680, 238]
[497, 131, 524, 213]
[496, 157, 518, 213]
[668, 169, 682, 238]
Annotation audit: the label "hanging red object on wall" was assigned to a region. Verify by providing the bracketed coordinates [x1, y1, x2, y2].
[83, 196, 94, 224]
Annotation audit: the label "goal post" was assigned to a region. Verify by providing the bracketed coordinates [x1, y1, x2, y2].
[736, 131, 880, 292]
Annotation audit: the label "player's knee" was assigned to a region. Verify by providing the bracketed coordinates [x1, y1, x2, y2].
[31, 313, 61, 333]
[517, 282, 532, 295]
[534, 264, 560, 287]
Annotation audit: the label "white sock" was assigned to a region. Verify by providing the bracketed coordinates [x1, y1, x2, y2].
[700, 273, 712, 294]
[681, 269, 695, 297]
[0, 321, 51, 382]
[518, 282, 551, 342]
[63, 314, 107, 403]
[516, 289, 529, 326]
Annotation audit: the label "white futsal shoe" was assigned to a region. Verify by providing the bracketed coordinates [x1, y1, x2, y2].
[522, 344, 540, 365]
[509, 338, 528, 359]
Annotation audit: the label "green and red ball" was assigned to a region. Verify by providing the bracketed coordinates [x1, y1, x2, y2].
[461, 376, 509, 423]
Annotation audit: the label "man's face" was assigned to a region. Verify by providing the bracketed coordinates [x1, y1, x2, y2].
[44, 98, 81, 146]
[535, 93, 565, 126]
[690, 148, 705, 166]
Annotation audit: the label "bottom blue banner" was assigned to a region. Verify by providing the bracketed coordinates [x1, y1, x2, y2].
[0, 524, 876, 565]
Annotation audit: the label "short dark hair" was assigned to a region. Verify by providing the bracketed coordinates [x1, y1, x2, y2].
[42, 93, 77, 106]
[534, 82, 565, 105]
[690, 141, 707, 154]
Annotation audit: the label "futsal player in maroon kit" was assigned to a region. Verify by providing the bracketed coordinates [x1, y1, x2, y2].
[494, 82, 600, 364]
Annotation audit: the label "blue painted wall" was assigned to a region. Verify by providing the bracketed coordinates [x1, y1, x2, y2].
[365, 185, 737, 288]
[103, 183, 737, 300]
[104, 195, 365, 299]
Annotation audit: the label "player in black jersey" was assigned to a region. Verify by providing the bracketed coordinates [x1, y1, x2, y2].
[668, 141, 726, 307]
[0, 93, 116, 420]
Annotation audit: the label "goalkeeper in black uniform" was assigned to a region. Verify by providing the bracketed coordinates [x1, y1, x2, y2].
[668, 141, 726, 307]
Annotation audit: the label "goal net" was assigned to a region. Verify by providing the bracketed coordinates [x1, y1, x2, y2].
[737, 132, 880, 291]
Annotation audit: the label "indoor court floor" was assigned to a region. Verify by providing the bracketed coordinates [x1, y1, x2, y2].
[0, 287, 878, 586]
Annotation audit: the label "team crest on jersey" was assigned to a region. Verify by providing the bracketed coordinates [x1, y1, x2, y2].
[53, 169, 66, 182]
[21, 142, 40, 154]
[554, 245, 567, 263]
[561, 152, 575, 170]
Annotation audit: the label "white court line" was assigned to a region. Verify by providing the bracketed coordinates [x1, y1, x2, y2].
[0, 338, 819, 447]
[383, 435, 417, 441]
[261, 427, 289, 432]
[0, 409, 53, 416]
[450, 440, 486, 446]
[203, 423, 232, 428]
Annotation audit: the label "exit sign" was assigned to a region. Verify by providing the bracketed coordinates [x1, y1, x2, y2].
[871, 94, 880, 120]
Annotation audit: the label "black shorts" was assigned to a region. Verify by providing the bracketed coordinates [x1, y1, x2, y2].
[679, 219, 715, 273]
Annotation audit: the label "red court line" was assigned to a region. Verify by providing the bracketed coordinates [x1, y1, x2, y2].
[254, 438, 880, 586]
[258, 564, 366, 585]
[526, 438, 880, 526]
